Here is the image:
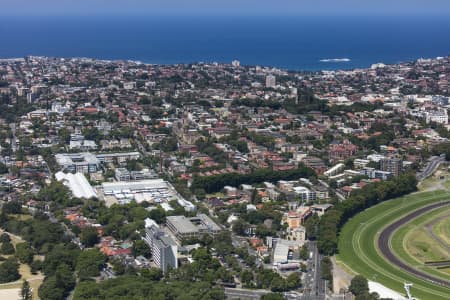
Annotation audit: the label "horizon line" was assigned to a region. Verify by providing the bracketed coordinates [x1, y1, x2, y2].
[1, 11, 450, 18]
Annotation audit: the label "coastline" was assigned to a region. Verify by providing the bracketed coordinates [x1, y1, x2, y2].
[0, 54, 448, 74]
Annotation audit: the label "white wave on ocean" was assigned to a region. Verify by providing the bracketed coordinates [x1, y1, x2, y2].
[319, 58, 351, 62]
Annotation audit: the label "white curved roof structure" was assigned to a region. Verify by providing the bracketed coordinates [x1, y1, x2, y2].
[56, 171, 98, 199]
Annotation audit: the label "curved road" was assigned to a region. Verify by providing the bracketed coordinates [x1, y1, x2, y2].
[417, 155, 446, 181]
[378, 200, 450, 289]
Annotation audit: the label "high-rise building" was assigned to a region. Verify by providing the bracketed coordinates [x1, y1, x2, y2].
[232, 60, 240, 67]
[380, 157, 403, 177]
[144, 219, 178, 273]
[265, 75, 276, 88]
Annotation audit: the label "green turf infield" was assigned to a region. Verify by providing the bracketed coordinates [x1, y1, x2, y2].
[337, 190, 450, 300]
[433, 214, 450, 246]
[391, 206, 450, 282]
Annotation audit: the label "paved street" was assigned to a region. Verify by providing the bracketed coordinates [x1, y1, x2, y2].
[224, 287, 269, 299]
[417, 155, 446, 181]
[303, 241, 326, 300]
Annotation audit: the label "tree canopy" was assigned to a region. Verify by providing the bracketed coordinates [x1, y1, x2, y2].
[349, 275, 369, 297]
[191, 165, 315, 194]
[0, 258, 20, 283]
[317, 173, 417, 255]
[73, 276, 226, 300]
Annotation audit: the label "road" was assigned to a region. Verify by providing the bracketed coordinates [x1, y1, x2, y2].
[417, 155, 446, 181]
[224, 287, 269, 299]
[378, 200, 450, 289]
[9, 123, 17, 153]
[303, 241, 326, 300]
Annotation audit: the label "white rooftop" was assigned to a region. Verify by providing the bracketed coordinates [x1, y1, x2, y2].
[102, 179, 168, 192]
[56, 171, 98, 199]
[144, 218, 159, 229]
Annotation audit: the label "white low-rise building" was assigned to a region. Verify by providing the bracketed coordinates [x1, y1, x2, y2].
[424, 110, 448, 125]
[55, 171, 97, 199]
[101, 179, 196, 211]
[324, 163, 345, 177]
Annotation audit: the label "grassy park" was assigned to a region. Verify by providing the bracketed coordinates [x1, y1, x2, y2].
[337, 190, 450, 300]
[0, 229, 43, 300]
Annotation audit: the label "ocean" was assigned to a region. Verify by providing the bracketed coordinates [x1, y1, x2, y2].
[0, 15, 449, 71]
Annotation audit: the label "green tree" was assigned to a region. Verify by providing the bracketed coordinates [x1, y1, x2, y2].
[320, 256, 333, 288]
[110, 259, 125, 275]
[349, 275, 369, 296]
[72, 276, 226, 300]
[299, 244, 309, 260]
[0, 212, 8, 227]
[20, 280, 32, 300]
[37, 180, 72, 207]
[160, 137, 178, 152]
[0, 233, 11, 243]
[286, 272, 302, 290]
[194, 188, 206, 200]
[132, 239, 151, 258]
[241, 270, 253, 287]
[15, 243, 34, 264]
[42, 244, 80, 276]
[270, 276, 287, 292]
[304, 213, 319, 240]
[232, 219, 247, 235]
[76, 249, 106, 280]
[141, 267, 163, 281]
[82, 127, 101, 142]
[148, 207, 166, 224]
[355, 291, 383, 300]
[39, 262, 76, 300]
[1, 241, 15, 255]
[2, 201, 21, 214]
[261, 293, 284, 300]
[0, 162, 8, 174]
[55, 263, 76, 291]
[80, 227, 99, 247]
[72, 281, 101, 299]
[38, 276, 65, 300]
[58, 128, 71, 144]
[30, 260, 43, 274]
[0, 258, 20, 283]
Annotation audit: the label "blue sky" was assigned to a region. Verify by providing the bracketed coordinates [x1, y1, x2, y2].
[2, 0, 450, 16]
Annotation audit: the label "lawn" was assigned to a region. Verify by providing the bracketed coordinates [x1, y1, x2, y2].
[0, 229, 24, 247]
[391, 206, 450, 281]
[418, 176, 440, 191]
[0, 263, 43, 300]
[206, 192, 225, 198]
[0, 230, 43, 300]
[433, 215, 450, 246]
[406, 229, 448, 261]
[337, 190, 450, 300]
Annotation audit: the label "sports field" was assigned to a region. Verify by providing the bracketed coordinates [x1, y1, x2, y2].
[434, 214, 450, 246]
[337, 190, 450, 300]
[391, 205, 450, 281]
